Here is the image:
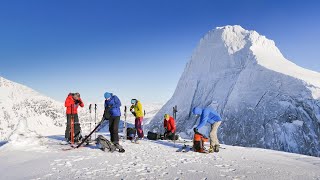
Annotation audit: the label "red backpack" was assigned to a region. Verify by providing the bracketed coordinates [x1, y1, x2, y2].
[193, 132, 209, 153]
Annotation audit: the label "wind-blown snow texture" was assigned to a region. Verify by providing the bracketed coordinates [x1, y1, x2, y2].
[148, 25, 320, 157]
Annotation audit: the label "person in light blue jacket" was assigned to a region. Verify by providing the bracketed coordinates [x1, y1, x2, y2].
[193, 107, 222, 153]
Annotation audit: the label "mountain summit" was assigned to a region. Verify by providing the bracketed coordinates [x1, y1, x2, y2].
[148, 25, 320, 157]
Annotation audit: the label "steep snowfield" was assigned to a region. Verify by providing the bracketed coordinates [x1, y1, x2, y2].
[148, 25, 320, 157]
[0, 133, 320, 180]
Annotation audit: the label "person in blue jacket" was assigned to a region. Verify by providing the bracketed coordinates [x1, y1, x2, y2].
[103, 92, 124, 152]
[193, 107, 222, 153]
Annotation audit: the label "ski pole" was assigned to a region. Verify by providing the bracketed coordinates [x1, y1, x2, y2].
[124, 106, 127, 141]
[95, 104, 97, 139]
[89, 104, 92, 137]
[71, 105, 75, 145]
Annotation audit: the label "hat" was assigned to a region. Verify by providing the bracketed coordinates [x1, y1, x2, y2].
[192, 107, 203, 115]
[104, 92, 112, 99]
[164, 114, 170, 119]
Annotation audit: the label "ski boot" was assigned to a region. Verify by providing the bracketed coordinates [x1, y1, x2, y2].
[114, 143, 125, 153]
[208, 145, 214, 153]
[214, 144, 219, 152]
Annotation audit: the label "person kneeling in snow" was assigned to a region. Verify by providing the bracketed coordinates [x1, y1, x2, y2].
[64, 93, 84, 143]
[130, 99, 144, 143]
[103, 92, 124, 152]
[193, 107, 222, 153]
[163, 114, 176, 140]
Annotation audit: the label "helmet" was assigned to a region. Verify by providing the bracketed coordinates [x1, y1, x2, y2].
[164, 114, 170, 119]
[131, 99, 137, 104]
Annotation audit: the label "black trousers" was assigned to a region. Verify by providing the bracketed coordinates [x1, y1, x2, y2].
[65, 114, 82, 141]
[109, 116, 120, 144]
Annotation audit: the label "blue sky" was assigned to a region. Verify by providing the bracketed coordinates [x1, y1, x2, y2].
[0, 0, 319, 104]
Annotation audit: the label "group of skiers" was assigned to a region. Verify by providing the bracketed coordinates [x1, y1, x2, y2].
[64, 92, 222, 153]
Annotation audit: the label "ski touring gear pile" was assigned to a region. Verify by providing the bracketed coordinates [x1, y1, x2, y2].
[193, 132, 209, 153]
[96, 135, 116, 152]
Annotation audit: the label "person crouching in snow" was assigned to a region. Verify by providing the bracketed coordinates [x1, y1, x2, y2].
[103, 92, 124, 152]
[193, 107, 222, 153]
[130, 99, 144, 143]
[163, 114, 176, 140]
[64, 92, 84, 143]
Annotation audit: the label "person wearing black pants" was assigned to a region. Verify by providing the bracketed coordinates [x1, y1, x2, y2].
[65, 114, 81, 141]
[108, 116, 120, 143]
[103, 92, 124, 152]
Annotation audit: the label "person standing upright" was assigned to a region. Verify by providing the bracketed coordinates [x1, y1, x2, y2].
[130, 99, 144, 143]
[64, 92, 84, 143]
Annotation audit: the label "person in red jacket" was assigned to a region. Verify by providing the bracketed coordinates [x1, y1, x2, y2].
[163, 114, 176, 140]
[64, 92, 84, 142]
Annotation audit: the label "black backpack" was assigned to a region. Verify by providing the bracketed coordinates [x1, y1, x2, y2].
[96, 135, 116, 152]
[147, 131, 160, 140]
[127, 128, 137, 140]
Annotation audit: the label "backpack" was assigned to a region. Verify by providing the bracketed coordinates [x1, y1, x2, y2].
[193, 132, 209, 153]
[127, 128, 136, 140]
[96, 135, 116, 152]
[147, 131, 160, 140]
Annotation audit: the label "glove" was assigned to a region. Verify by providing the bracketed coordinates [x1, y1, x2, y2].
[193, 128, 198, 133]
[75, 100, 80, 104]
[132, 112, 136, 117]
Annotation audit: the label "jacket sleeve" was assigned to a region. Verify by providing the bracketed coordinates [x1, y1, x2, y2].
[65, 96, 73, 107]
[163, 119, 167, 128]
[113, 96, 121, 108]
[170, 118, 176, 133]
[78, 98, 84, 107]
[196, 113, 209, 130]
[130, 105, 134, 111]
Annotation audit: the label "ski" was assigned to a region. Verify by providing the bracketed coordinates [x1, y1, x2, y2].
[176, 144, 191, 152]
[61, 119, 104, 151]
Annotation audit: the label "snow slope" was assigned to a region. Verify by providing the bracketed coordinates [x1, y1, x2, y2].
[0, 76, 66, 140]
[0, 76, 96, 142]
[147, 25, 320, 157]
[0, 133, 320, 180]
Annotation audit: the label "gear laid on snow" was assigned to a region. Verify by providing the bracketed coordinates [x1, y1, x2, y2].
[193, 132, 209, 153]
[97, 135, 116, 152]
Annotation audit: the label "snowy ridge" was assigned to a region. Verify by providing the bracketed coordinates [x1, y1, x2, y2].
[148, 25, 320, 157]
[0, 76, 69, 140]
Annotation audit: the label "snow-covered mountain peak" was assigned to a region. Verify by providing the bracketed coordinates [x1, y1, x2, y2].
[149, 25, 320, 157]
[192, 25, 320, 95]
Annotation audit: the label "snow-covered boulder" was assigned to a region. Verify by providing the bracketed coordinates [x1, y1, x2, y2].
[148, 25, 320, 157]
